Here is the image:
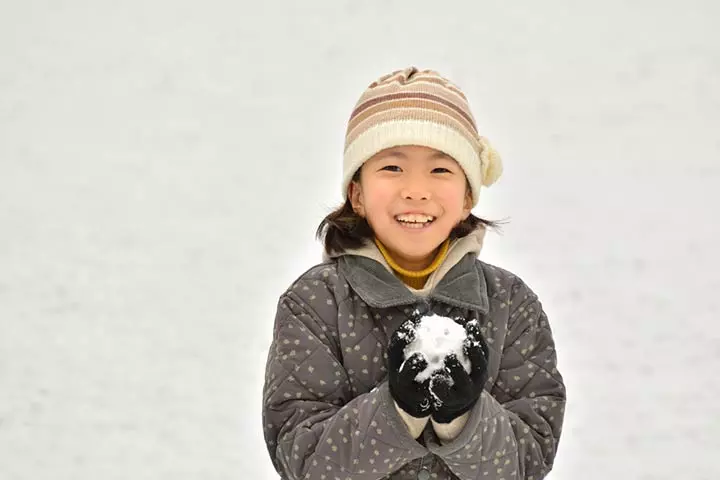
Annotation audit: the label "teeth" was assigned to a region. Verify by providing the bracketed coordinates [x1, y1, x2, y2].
[395, 214, 435, 223]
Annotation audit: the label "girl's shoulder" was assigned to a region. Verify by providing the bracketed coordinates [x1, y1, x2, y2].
[476, 258, 520, 283]
[475, 259, 542, 305]
[280, 259, 345, 302]
[287, 259, 340, 286]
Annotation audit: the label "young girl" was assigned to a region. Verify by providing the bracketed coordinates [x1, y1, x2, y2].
[262, 67, 566, 480]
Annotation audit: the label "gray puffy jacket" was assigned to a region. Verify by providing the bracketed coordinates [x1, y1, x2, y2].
[262, 227, 566, 479]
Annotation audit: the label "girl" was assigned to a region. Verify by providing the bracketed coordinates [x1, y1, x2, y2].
[262, 67, 566, 480]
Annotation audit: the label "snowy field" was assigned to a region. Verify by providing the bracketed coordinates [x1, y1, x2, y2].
[1, 1, 719, 479]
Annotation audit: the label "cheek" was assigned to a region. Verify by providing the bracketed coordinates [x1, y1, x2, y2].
[436, 187, 467, 208]
[362, 187, 393, 212]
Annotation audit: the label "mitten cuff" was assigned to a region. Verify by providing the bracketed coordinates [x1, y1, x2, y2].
[431, 412, 469, 444]
[394, 401, 430, 439]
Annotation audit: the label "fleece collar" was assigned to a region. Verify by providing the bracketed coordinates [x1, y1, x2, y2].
[323, 226, 490, 313]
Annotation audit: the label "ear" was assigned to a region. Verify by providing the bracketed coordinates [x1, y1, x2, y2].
[461, 189, 473, 220]
[348, 181, 366, 217]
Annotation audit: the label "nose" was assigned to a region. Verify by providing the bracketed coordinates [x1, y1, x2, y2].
[400, 174, 432, 201]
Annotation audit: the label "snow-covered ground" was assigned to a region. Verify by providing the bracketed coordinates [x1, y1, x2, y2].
[1, 1, 718, 478]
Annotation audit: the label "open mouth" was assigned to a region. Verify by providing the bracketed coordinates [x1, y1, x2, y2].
[394, 214, 436, 229]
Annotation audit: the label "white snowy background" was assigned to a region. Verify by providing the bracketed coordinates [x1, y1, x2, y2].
[1, 1, 719, 479]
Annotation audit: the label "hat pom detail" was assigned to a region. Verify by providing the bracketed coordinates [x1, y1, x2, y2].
[479, 136, 503, 187]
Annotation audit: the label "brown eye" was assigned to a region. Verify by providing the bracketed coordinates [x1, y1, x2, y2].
[381, 165, 401, 172]
[433, 168, 451, 173]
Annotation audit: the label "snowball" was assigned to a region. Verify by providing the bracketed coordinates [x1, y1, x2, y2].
[403, 314, 472, 382]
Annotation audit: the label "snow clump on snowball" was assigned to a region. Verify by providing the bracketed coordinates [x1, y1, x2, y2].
[403, 313, 471, 382]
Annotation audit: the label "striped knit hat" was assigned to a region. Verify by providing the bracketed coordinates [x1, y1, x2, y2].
[342, 66, 503, 207]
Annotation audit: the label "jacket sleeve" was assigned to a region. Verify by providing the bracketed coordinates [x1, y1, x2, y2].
[262, 279, 428, 480]
[425, 276, 567, 480]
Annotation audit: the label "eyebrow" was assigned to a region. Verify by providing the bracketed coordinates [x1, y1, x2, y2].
[377, 150, 452, 161]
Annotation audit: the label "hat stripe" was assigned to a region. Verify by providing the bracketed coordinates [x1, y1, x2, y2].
[350, 92, 478, 132]
[345, 104, 479, 152]
[370, 68, 468, 99]
[346, 103, 478, 150]
[402, 75, 468, 98]
[360, 77, 471, 111]
[349, 89, 477, 132]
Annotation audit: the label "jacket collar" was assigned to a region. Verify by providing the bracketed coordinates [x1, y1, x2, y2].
[330, 226, 490, 313]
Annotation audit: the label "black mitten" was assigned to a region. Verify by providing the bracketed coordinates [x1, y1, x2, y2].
[430, 320, 490, 423]
[387, 319, 432, 418]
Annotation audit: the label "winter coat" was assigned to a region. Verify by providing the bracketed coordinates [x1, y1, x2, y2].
[262, 226, 566, 479]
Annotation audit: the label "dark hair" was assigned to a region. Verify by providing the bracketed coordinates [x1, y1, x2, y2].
[316, 169, 508, 256]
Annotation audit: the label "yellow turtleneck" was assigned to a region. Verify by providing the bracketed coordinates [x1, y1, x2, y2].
[374, 237, 451, 289]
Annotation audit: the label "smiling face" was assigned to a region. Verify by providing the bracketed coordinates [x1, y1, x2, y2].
[348, 145, 473, 271]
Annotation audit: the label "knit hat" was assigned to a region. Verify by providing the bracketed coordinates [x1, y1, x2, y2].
[341, 66, 503, 207]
